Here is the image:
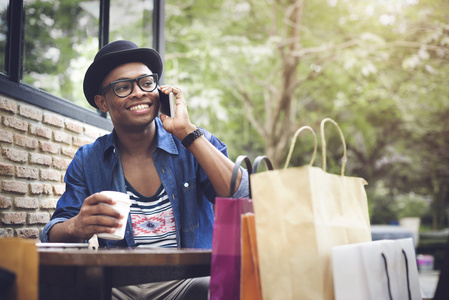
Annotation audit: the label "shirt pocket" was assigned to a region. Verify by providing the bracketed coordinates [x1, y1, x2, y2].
[181, 177, 197, 195]
[179, 177, 199, 232]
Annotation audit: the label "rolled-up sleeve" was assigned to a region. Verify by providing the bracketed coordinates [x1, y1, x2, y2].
[40, 217, 68, 242]
[232, 167, 249, 199]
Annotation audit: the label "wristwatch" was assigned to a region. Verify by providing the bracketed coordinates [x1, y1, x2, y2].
[181, 128, 204, 148]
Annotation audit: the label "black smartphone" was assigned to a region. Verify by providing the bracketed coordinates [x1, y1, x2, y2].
[158, 88, 175, 118]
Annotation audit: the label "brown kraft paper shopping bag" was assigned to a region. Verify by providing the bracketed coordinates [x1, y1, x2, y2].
[250, 119, 372, 300]
[0, 238, 38, 300]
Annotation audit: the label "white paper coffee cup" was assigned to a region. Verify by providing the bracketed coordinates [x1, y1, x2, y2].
[96, 191, 131, 240]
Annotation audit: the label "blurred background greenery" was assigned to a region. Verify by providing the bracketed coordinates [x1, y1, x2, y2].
[162, 0, 449, 230]
[10, 0, 449, 230]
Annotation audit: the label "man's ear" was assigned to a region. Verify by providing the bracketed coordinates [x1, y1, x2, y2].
[94, 95, 108, 113]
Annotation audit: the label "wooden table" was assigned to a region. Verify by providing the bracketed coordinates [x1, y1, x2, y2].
[39, 247, 211, 300]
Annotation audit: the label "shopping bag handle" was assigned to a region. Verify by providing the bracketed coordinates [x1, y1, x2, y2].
[381, 253, 394, 300]
[320, 118, 347, 176]
[381, 250, 413, 300]
[253, 156, 273, 173]
[402, 249, 412, 300]
[230, 155, 252, 198]
[284, 126, 317, 169]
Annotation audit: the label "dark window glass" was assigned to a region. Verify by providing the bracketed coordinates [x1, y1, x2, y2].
[0, 0, 8, 74]
[22, 0, 100, 109]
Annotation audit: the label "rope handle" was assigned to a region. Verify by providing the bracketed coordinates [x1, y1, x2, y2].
[381, 253, 394, 300]
[320, 118, 347, 176]
[284, 126, 317, 169]
[402, 249, 412, 300]
[380, 249, 413, 300]
[230, 155, 252, 198]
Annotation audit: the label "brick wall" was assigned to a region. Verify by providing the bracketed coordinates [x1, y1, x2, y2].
[0, 94, 110, 241]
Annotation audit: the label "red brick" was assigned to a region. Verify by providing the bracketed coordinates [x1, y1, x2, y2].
[43, 184, 52, 195]
[15, 197, 39, 209]
[29, 153, 52, 166]
[53, 184, 65, 195]
[19, 105, 43, 121]
[0, 129, 13, 143]
[40, 198, 58, 209]
[16, 166, 39, 179]
[52, 157, 71, 170]
[84, 125, 106, 138]
[14, 134, 38, 149]
[0, 163, 14, 176]
[2, 116, 28, 131]
[0, 97, 17, 113]
[0, 195, 12, 208]
[29, 124, 52, 139]
[40, 169, 61, 182]
[2, 147, 27, 163]
[73, 136, 92, 147]
[28, 212, 50, 224]
[15, 228, 39, 239]
[2, 180, 28, 194]
[65, 121, 83, 133]
[0, 228, 14, 237]
[54, 131, 72, 144]
[30, 183, 44, 194]
[43, 114, 64, 128]
[1, 212, 26, 224]
[39, 141, 60, 154]
[61, 147, 77, 158]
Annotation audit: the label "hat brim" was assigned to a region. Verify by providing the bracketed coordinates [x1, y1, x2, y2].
[83, 47, 163, 109]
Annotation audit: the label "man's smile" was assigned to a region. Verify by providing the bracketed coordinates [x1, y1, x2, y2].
[129, 103, 151, 111]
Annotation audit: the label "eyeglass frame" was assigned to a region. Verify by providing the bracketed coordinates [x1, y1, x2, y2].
[98, 74, 159, 98]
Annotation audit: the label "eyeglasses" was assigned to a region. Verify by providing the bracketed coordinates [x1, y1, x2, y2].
[99, 74, 159, 98]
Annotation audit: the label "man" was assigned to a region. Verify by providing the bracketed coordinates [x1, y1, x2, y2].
[40, 40, 249, 299]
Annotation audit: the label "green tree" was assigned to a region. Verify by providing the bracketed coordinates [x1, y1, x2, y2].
[22, 0, 98, 107]
[165, 0, 449, 226]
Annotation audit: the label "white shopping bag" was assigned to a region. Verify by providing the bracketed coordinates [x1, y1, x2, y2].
[332, 238, 421, 300]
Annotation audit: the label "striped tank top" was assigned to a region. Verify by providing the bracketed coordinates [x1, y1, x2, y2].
[125, 179, 177, 248]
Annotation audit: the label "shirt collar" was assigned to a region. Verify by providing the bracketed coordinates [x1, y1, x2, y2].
[154, 117, 179, 155]
[102, 129, 118, 160]
[102, 117, 178, 159]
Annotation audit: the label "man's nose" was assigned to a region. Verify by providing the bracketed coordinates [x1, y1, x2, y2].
[130, 81, 145, 98]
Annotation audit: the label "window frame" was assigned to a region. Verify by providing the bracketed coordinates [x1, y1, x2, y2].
[0, 0, 165, 130]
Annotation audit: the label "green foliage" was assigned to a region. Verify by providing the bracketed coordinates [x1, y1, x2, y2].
[165, 0, 449, 227]
[368, 182, 431, 224]
[15, 0, 449, 228]
[0, 3, 7, 74]
[22, 0, 98, 108]
[396, 193, 431, 219]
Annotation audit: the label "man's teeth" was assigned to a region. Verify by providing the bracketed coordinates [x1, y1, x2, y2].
[129, 104, 149, 111]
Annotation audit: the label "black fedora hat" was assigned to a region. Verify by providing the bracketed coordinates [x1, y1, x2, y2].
[83, 40, 163, 108]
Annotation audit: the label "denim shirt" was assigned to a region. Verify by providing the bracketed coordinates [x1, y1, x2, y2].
[40, 118, 249, 249]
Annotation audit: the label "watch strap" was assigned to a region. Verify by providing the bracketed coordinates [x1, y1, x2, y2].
[181, 128, 204, 148]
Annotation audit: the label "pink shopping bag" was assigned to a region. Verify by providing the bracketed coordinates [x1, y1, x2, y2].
[209, 156, 253, 300]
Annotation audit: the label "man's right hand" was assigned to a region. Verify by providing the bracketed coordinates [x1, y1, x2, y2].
[49, 193, 126, 242]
